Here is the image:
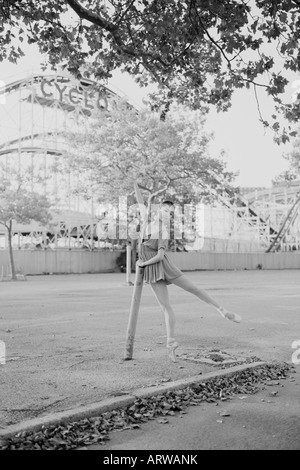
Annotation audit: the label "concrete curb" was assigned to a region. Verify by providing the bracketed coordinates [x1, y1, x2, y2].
[0, 361, 265, 442]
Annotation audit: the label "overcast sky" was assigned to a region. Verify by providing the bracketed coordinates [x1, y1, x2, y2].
[0, 41, 298, 189]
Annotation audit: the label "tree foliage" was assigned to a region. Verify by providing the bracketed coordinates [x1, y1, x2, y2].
[1, 0, 300, 140]
[0, 177, 52, 279]
[61, 100, 237, 254]
[63, 100, 237, 207]
[273, 129, 300, 182]
[0, 188, 51, 228]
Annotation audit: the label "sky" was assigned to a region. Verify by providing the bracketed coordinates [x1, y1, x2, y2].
[0, 42, 298, 189]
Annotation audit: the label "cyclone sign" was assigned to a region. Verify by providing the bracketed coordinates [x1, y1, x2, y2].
[38, 77, 109, 113]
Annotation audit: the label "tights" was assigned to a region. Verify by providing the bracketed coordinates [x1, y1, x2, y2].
[150, 274, 222, 340]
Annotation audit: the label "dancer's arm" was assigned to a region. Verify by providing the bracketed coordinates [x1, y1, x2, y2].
[137, 248, 165, 267]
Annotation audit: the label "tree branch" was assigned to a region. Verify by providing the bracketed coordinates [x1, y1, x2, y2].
[116, 0, 136, 26]
[253, 83, 267, 131]
[66, 0, 117, 32]
[0, 220, 9, 229]
[148, 180, 171, 203]
[191, 2, 269, 89]
[66, 0, 171, 67]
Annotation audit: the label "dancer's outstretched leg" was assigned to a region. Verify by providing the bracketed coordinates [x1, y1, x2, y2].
[170, 275, 241, 323]
[150, 280, 179, 362]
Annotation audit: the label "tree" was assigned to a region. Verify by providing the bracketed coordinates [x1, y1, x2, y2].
[0, 183, 52, 280]
[273, 128, 300, 183]
[65, 100, 236, 198]
[1, 0, 300, 140]
[62, 100, 237, 262]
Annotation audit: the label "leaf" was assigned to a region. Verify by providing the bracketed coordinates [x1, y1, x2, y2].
[220, 411, 231, 417]
[281, 134, 290, 143]
[162, 402, 172, 409]
[157, 418, 169, 424]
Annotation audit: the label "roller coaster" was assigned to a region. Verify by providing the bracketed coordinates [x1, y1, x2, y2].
[0, 72, 299, 252]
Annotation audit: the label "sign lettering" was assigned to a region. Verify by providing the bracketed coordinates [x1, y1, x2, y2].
[39, 78, 108, 112]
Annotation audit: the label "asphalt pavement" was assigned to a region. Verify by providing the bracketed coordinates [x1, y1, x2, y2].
[0, 269, 299, 449]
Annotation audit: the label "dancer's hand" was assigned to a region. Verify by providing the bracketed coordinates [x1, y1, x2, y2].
[137, 260, 145, 268]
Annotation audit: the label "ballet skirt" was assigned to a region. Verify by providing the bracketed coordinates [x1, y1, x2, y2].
[140, 233, 182, 284]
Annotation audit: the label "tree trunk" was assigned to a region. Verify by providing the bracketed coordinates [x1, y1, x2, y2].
[7, 220, 17, 280]
[131, 238, 137, 272]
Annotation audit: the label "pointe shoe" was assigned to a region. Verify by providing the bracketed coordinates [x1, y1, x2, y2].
[218, 307, 241, 323]
[167, 339, 179, 362]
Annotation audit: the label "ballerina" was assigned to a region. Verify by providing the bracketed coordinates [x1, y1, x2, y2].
[137, 200, 241, 362]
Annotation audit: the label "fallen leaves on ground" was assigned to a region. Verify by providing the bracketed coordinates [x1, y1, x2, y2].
[0, 362, 291, 450]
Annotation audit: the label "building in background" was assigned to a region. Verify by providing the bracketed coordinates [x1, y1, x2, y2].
[0, 73, 299, 256]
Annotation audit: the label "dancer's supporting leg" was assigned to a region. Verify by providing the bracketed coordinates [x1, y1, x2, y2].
[150, 280, 179, 362]
[171, 274, 241, 323]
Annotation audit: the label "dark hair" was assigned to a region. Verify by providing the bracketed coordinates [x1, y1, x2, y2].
[161, 200, 174, 206]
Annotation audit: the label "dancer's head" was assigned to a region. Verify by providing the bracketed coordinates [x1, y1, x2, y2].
[160, 200, 175, 215]
[149, 200, 174, 231]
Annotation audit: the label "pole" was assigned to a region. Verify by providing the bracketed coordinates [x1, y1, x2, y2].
[124, 265, 144, 360]
[125, 243, 133, 286]
[124, 183, 148, 360]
